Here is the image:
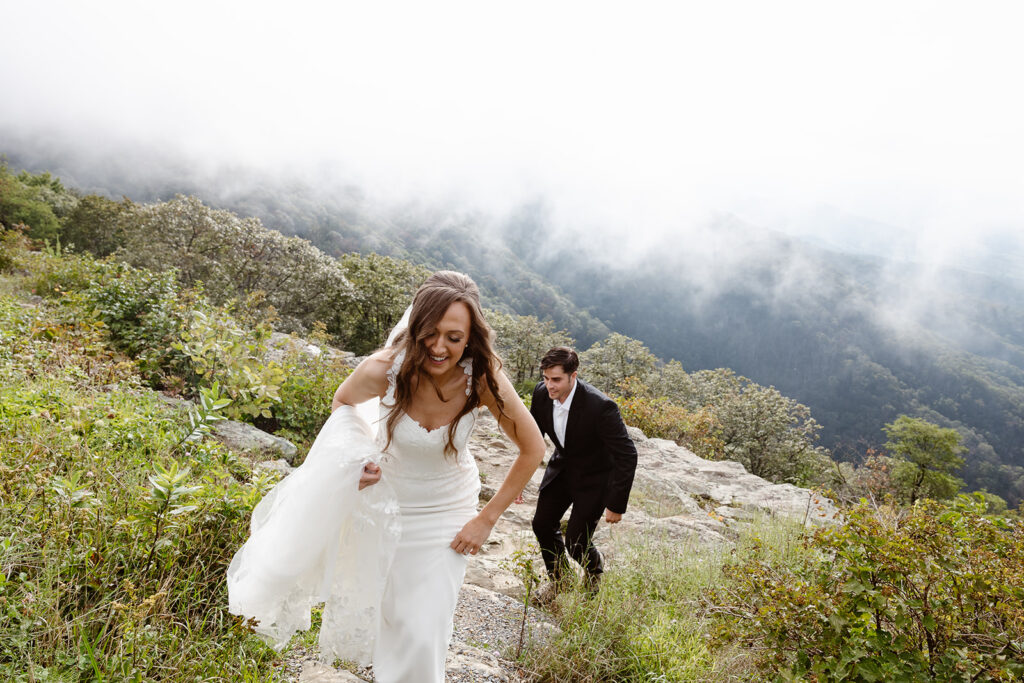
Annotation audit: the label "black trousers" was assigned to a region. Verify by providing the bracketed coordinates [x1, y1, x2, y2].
[531, 471, 604, 578]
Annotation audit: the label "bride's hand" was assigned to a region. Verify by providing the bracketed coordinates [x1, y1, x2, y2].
[358, 462, 381, 490]
[450, 515, 494, 556]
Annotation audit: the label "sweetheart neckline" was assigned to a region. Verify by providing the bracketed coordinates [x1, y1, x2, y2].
[402, 410, 475, 435]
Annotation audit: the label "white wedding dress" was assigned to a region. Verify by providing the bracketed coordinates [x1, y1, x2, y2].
[227, 348, 480, 683]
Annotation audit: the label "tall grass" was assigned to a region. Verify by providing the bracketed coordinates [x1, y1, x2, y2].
[0, 287, 283, 680]
[518, 515, 811, 682]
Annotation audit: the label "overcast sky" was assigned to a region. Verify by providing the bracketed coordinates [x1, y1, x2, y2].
[2, 0, 1023, 265]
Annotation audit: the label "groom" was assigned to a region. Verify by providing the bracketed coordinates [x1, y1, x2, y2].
[529, 346, 638, 595]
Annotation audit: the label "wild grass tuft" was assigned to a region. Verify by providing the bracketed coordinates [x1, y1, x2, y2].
[518, 515, 810, 682]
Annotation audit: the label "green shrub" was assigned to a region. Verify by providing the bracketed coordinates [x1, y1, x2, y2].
[0, 228, 28, 273]
[122, 195, 356, 339]
[62, 193, 134, 257]
[0, 292, 281, 680]
[0, 166, 77, 242]
[616, 385, 723, 459]
[272, 323, 352, 444]
[175, 305, 285, 421]
[713, 496, 1024, 681]
[27, 247, 108, 298]
[83, 261, 194, 381]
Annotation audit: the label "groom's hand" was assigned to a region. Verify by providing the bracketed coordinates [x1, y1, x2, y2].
[604, 509, 622, 524]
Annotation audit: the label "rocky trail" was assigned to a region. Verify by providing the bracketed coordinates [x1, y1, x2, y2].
[217, 408, 835, 681]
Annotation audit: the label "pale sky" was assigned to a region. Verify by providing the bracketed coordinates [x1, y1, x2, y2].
[2, 0, 1023, 265]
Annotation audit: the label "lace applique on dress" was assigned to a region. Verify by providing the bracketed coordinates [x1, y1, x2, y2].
[459, 356, 473, 396]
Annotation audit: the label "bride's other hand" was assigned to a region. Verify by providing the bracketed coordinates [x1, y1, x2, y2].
[450, 515, 494, 555]
[358, 462, 381, 490]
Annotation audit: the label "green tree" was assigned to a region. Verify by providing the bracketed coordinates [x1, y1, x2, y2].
[62, 194, 134, 256]
[0, 164, 64, 241]
[715, 381, 833, 485]
[580, 333, 658, 394]
[121, 195, 356, 338]
[339, 252, 431, 354]
[488, 310, 574, 388]
[884, 415, 965, 504]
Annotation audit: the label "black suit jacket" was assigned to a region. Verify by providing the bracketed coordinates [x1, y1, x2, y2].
[530, 378, 638, 514]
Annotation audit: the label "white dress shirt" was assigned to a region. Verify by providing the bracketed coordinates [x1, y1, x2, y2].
[552, 379, 577, 447]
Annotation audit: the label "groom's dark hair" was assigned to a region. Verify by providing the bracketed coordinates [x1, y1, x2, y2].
[540, 346, 579, 374]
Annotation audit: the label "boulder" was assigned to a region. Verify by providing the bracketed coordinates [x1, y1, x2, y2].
[267, 332, 358, 368]
[212, 419, 299, 463]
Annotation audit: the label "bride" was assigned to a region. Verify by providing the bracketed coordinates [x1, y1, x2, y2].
[228, 271, 546, 682]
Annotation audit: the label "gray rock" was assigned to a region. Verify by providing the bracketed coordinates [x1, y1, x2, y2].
[465, 411, 838, 597]
[212, 419, 299, 463]
[298, 661, 366, 682]
[479, 484, 497, 502]
[266, 331, 357, 368]
[256, 458, 296, 476]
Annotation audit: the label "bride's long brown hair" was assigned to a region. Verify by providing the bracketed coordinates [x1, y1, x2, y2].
[383, 271, 509, 456]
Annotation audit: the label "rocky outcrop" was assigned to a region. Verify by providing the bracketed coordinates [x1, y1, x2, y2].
[267, 332, 359, 369]
[289, 406, 838, 682]
[212, 420, 299, 463]
[467, 410, 837, 596]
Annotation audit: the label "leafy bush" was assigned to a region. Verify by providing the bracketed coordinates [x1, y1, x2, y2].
[121, 195, 356, 337]
[27, 246, 109, 299]
[339, 252, 431, 354]
[0, 228, 29, 273]
[488, 309, 574, 386]
[713, 496, 1024, 681]
[62, 193, 135, 257]
[615, 385, 722, 459]
[0, 292, 280, 680]
[272, 324, 353, 443]
[174, 305, 285, 420]
[83, 261, 194, 381]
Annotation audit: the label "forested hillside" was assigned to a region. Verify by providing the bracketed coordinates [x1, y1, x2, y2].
[510, 219, 1024, 504]
[5, 145, 1024, 505]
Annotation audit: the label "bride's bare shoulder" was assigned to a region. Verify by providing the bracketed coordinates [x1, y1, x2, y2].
[355, 348, 400, 380]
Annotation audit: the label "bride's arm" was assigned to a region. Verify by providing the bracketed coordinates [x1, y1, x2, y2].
[331, 350, 392, 489]
[331, 349, 391, 410]
[450, 369, 545, 555]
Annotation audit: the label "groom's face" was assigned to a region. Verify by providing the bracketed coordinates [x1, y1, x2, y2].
[542, 366, 577, 403]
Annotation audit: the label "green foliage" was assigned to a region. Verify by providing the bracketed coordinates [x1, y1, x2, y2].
[580, 332, 659, 393]
[271, 324, 353, 442]
[121, 194, 356, 338]
[714, 379, 834, 486]
[581, 335, 834, 488]
[62, 193, 134, 257]
[181, 382, 232, 445]
[0, 289, 280, 680]
[884, 415, 966, 504]
[713, 496, 1024, 681]
[615, 383, 722, 459]
[521, 517, 809, 681]
[83, 260, 193, 381]
[0, 227, 29, 272]
[174, 306, 285, 420]
[339, 251, 431, 354]
[488, 308, 574, 386]
[503, 544, 543, 657]
[0, 164, 70, 241]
